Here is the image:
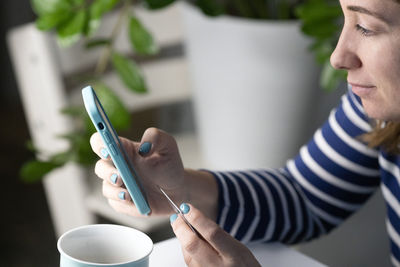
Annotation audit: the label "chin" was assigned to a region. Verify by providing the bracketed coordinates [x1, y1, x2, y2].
[363, 104, 400, 122]
[361, 100, 389, 121]
[358, 87, 400, 122]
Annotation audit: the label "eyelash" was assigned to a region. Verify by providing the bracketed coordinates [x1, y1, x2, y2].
[356, 24, 374, 36]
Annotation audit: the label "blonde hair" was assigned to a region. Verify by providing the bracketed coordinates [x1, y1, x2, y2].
[362, 121, 400, 154]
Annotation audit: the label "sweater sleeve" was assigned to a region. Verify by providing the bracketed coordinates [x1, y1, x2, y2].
[210, 89, 381, 244]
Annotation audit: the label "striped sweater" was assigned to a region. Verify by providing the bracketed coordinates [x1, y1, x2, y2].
[211, 88, 400, 266]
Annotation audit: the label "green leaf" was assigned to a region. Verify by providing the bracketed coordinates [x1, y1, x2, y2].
[320, 61, 347, 92]
[56, 9, 86, 46]
[111, 52, 147, 94]
[57, 34, 81, 47]
[84, 115, 97, 134]
[128, 16, 159, 55]
[85, 38, 112, 48]
[195, 0, 225, 16]
[55, 132, 96, 165]
[93, 83, 131, 131]
[301, 20, 339, 39]
[49, 151, 73, 165]
[296, 0, 343, 42]
[77, 139, 97, 165]
[278, 1, 290, 20]
[25, 140, 39, 154]
[71, 133, 97, 165]
[35, 8, 73, 30]
[296, 1, 341, 23]
[297, 0, 344, 92]
[143, 0, 175, 9]
[231, 0, 254, 18]
[30, 0, 71, 16]
[20, 160, 61, 183]
[57, 132, 83, 143]
[87, 0, 120, 35]
[69, 0, 85, 5]
[61, 105, 87, 118]
[90, 0, 119, 20]
[57, 8, 86, 37]
[32, 0, 74, 31]
[310, 40, 335, 64]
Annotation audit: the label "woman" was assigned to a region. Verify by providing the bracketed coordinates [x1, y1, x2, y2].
[90, 0, 400, 265]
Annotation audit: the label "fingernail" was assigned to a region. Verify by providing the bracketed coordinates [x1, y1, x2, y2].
[139, 142, 152, 155]
[110, 173, 118, 184]
[118, 191, 126, 200]
[100, 148, 109, 158]
[170, 213, 178, 224]
[180, 203, 190, 214]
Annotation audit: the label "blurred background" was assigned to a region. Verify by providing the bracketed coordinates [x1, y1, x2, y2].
[0, 0, 60, 266]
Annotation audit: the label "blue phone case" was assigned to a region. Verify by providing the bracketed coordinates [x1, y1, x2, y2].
[82, 86, 151, 215]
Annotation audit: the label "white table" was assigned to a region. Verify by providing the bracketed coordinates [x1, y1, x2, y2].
[150, 238, 326, 266]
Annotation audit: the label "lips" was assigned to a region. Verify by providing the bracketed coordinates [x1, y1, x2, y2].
[349, 82, 376, 97]
[349, 82, 375, 88]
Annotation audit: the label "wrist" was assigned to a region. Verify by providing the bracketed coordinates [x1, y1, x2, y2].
[184, 169, 219, 221]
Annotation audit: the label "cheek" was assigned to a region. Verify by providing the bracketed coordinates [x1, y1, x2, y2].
[368, 42, 390, 79]
[374, 57, 400, 118]
[359, 40, 400, 120]
[367, 38, 400, 94]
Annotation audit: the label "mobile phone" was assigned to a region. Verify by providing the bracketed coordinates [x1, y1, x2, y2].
[82, 85, 151, 215]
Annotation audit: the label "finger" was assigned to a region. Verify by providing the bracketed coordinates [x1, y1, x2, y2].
[89, 132, 112, 160]
[171, 214, 222, 266]
[94, 160, 124, 186]
[102, 180, 131, 202]
[137, 128, 184, 190]
[181, 203, 242, 255]
[139, 127, 178, 157]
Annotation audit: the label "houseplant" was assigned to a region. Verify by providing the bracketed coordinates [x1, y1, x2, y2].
[21, 0, 172, 182]
[21, 0, 344, 180]
[296, 0, 346, 91]
[180, 0, 344, 169]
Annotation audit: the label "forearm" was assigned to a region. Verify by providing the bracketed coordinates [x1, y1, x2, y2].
[184, 169, 219, 221]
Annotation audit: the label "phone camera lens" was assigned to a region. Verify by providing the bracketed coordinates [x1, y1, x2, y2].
[98, 122, 104, 130]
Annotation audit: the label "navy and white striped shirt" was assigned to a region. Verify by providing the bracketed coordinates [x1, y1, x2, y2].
[211, 88, 400, 266]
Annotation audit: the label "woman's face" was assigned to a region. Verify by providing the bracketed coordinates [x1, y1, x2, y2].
[330, 0, 400, 121]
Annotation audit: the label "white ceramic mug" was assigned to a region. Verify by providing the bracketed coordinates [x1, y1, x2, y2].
[57, 224, 153, 267]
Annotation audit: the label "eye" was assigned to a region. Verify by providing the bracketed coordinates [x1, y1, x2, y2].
[356, 24, 374, 36]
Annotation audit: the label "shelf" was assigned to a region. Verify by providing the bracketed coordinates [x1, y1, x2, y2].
[69, 57, 191, 113]
[52, 3, 185, 76]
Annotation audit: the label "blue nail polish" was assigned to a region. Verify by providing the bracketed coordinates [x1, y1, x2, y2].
[110, 174, 118, 184]
[180, 203, 190, 214]
[170, 213, 178, 224]
[139, 142, 152, 155]
[100, 148, 109, 158]
[118, 191, 126, 200]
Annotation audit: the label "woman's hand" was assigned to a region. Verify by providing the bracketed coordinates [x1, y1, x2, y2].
[171, 203, 261, 267]
[90, 127, 186, 217]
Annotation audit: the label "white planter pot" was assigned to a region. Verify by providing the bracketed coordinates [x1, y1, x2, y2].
[181, 3, 320, 169]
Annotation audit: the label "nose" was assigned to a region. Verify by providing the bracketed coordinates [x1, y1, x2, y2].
[330, 30, 361, 70]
